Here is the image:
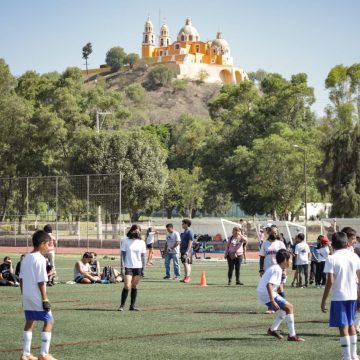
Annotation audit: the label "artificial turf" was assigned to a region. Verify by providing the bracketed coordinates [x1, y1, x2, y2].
[0, 252, 341, 360]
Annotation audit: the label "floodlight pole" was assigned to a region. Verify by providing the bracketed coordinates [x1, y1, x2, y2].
[293, 145, 308, 240]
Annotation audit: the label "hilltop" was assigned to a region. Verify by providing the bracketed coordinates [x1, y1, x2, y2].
[93, 65, 222, 125]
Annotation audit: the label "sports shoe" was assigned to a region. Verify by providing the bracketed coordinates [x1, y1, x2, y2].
[38, 354, 58, 360]
[265, 309, 275, 314]
[287, 335, 305, 342]
[129, 306, 140, 311]
[118, 306, 124, 311]
[20, 355, 38, 360]
[228, 281, 231, 286]
[236, 282, 244, 285]
[183, 276, 191, 283]
[267, 328, 284, 339]
[163, 276, 171, 280]
[174, 276, 181, 280]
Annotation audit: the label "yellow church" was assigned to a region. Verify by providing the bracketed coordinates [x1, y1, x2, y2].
[142, 17, 248, 84]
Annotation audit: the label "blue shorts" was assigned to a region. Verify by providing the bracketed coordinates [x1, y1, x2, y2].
[265, 295, 287, 311]
[329, 300, 357, 327]
[25, 310, 54, 322]
[74, 275, 85, 283]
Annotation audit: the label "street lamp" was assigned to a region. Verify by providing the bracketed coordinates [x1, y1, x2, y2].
[293, 144, 307, 239]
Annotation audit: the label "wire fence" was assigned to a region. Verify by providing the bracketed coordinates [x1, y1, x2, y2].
[0, 174, 123, 249]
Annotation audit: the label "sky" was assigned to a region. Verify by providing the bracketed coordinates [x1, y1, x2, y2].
[1, 0, 359, 116]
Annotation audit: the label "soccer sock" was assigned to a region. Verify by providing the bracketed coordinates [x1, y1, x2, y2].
[40, 331, 52, 356]
[286, 314, 296, 337]
[271, 310, 286, 331]
[130, 288, 137, 308]
[22, 331, 32, 356]
[350, 335, 358, 359]
[340, 336, 351, 360]
[121, 288, 129, 306]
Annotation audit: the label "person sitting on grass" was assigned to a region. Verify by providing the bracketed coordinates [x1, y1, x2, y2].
[321, 231, 360, 360]
[0, 256, 20, 286]
[44, 254, 55, 287]
[89, 252, 101, 277]
[257, 249, 305, 342]
[73, 252, 101, 284]
[19, 230, 57, 360]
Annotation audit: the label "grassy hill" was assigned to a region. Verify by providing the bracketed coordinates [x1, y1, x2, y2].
[95, 65, 222, 126]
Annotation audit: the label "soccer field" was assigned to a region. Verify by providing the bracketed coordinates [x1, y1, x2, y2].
[0, 252, 339, 360]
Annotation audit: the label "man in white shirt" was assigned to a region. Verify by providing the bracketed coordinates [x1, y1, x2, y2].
[164, 223, 181, 280]
[321, 232, 360, 360]
[294, 233, 311, 288]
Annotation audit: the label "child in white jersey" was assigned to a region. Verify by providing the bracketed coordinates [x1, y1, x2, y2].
[257, 249, 305, 342]
[321, 232, 360, 360]
[294, 233, 310, 288]
[19, 230, 57, 360]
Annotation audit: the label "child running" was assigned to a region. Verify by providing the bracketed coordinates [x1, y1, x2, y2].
[19, 230, 57, 360]
[257, 249, 305, 342]
[321, 231, 360, 360]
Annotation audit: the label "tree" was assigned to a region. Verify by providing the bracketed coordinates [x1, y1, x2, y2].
[124, 53, 139, 69]
[318, 63, 360, 216]
[82, 42, 93, 79]
[105, 47, 126, 72]
[145, 64, 175, 89]
[68, 129, 167, 222]
[125, 83, 145, 103]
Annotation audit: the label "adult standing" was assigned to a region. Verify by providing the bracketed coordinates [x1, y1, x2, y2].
[224, 227, 247, 285]
[180, 219, 194, 283]
[119, 225, 146, 311]
[164, 224, 181, 280]
[43, 224, 57, 277]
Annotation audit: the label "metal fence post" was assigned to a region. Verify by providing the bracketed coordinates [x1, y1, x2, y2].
[87, 175, 89, 250]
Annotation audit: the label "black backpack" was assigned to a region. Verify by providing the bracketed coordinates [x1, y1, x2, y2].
[101, 266, 116, 283]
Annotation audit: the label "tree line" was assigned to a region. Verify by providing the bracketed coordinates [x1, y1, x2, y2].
[0, 57, 359, 221]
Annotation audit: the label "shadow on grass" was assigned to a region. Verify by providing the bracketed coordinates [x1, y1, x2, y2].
[204, 337, 272, 342]
[194, 311, 261, 315]
[58, 308, 118, 312]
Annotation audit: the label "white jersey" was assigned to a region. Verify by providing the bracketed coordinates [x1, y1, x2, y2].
[295, 242, 310, 265]
[324, 248, 360, 301]
[166, 231, 180, 254]
[318, 246, 330, 262]
[121, 238, 146, 268]
[19, 252, 48, 311]
[257, 264, 283, 304]
[74, 261, 91, 280]
[146, 232, 156, 245]
[259, 240, 286, 270]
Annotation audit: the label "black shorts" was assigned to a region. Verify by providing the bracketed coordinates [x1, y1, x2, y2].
[180, 253, 192, 264]
[125, 268, 142, 276]
[146, 243, 153, 249]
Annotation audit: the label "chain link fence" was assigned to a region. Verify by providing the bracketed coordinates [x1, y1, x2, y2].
[0, 174, 123, 249]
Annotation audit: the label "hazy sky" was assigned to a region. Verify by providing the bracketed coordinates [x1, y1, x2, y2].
[1, 0, 359, 115]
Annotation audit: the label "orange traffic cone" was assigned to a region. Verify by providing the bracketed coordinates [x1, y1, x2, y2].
[200, 271, 207, 287]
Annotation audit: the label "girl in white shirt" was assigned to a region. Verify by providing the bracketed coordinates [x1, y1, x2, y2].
[119, 225, 146, 311]
[146, 227, 158, 265]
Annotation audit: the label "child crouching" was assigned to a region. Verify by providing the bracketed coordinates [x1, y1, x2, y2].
[257, 249, 305, 342]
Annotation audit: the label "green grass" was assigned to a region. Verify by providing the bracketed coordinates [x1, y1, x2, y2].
[0, 252, 341, 360]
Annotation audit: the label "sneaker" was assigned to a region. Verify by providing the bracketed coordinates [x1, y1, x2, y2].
[265, 309, 275, 314]
[118, 306, 124, 311]
[352, 355, 360, 360]
[163, 276, 171, 280]
[236, 282, 244, 285]
[129, 306, 140, 311]
[38, 355, 58, 360]
[228, 281, 231, 286]
[20, 355, 38, 360]
[287, 335, 305, 342]
[174, 276, 181, 280]
[183, 276, 191, 283]
[267, 328, 284, 339]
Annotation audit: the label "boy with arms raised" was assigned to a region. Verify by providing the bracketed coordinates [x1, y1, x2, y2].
[321, 232, 360, 360]
[257, 249, 305, 342]
[20, 230, 57, 360]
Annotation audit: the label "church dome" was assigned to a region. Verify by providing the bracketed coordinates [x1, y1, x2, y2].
[211, 32, 230, 53]
[177, 17, 200, 41]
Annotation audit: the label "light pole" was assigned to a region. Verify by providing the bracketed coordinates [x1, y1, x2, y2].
[293, 145, 307, 239]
